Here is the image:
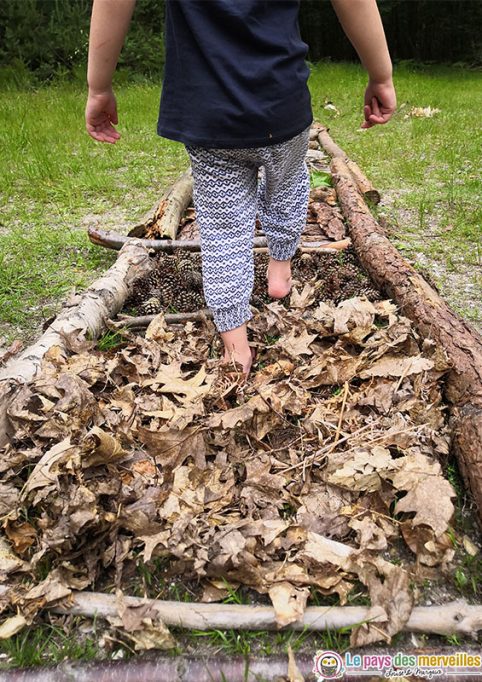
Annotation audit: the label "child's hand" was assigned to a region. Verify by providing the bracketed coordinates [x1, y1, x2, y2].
[85, 88, 121, 144]
[360, 78, 397, 128]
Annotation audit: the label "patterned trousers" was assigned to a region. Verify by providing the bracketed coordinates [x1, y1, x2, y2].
[185, 124, 311, 332]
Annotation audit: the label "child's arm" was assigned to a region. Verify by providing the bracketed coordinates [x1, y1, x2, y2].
[330, 0, 396, 127]
[85, 0, 136, 143]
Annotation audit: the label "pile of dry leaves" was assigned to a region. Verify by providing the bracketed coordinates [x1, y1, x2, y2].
[0, 287, 457, 649]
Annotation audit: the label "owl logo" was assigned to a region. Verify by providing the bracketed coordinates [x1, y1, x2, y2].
[312, 650, 344, 680]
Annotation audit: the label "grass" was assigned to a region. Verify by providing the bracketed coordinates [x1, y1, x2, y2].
[309, 61, 481, 328]
[0, 77, 188, 344]
[0, 61, 481, 345]
[0, 619, 101, 669]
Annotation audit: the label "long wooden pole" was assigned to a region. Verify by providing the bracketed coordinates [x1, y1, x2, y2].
[54, 592, 482, 637]
[89, 226, 351, 254]
[317, 140, 482, 523]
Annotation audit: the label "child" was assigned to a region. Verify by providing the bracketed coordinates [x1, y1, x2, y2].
[86, 0, 396, 376]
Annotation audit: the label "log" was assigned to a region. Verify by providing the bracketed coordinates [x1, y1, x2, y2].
[329, 155, 482, 524]
[127, 170, 193, 239]
[89, 226, 350, 254]
[346, 159, 381, 205]
[90, 226, 202, 252]
[317, 126, 381, 204]
[54, 591, 482, 637]
[0, 240, 155, 448]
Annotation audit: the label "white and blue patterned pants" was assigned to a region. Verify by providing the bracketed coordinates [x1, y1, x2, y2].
[185, 124, 311, 332]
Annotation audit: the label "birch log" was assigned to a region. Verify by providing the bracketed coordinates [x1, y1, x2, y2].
[127, 170, 193, 240]
[54, 592, 482, 637]
[0, 240, 154, 448]
[329, 155, 482, 524]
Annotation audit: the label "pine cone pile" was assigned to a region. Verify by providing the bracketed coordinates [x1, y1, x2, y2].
[123, 247, 380, 317]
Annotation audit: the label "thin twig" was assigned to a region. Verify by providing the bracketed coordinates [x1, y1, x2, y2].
[327, 380, 350, 455]
[281, 417, 384, 473]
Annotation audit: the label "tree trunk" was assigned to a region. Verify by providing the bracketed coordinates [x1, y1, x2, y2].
[317, 127, 381, 204]
[327, 154, 482, 524]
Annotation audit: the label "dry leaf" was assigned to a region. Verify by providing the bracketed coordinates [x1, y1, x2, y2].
[0, 614, 27, 639]
[4, 521, 37, 555]
[81, 426, 128, 467]
[359, 355, 434, 379]
[394, 477, 455, 536]
[324, 447, 397, 492]
[268, 582, 309, 627]
[0, 537, 26, 575]
[21, 437, 77, 500]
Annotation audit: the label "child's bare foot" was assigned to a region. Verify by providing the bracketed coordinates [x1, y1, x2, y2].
[222, 346, 254, 375]
[220, 323, 255, 375]
[267, 257, 292, 299]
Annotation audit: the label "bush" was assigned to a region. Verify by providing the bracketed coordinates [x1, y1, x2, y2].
[0, 0, 480, 86]
[0, 0, 165, 85]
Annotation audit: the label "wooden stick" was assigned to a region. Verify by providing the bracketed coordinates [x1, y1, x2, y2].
[53, 591, 482, 636]
[317, 126, 381, 204]
[109, 310, 213, 329]
[256, 238, 351, 254]
[330, 154, 482, 526]
[89, 227, 351, 254]
[0, 240, 155, 448]
[127, 170, 193, 239]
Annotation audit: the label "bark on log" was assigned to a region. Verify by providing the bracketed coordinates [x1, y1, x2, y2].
[127, 170, 193, 239]
[0, 240, 154, 448]
[317, 126, 381, 204]
[54, 591, 482, 637]
[346, 159, 381, 205]
[89, 226, 350, 254]
[329, 155, 482, 524]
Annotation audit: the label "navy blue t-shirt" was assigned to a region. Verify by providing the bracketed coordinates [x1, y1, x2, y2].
[157, 0, 313, 148]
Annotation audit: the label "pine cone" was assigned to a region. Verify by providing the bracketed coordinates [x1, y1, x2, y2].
[140, 296, 162, 315]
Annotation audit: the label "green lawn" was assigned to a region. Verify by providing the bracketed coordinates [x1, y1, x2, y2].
[0, 62, 480, 346]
